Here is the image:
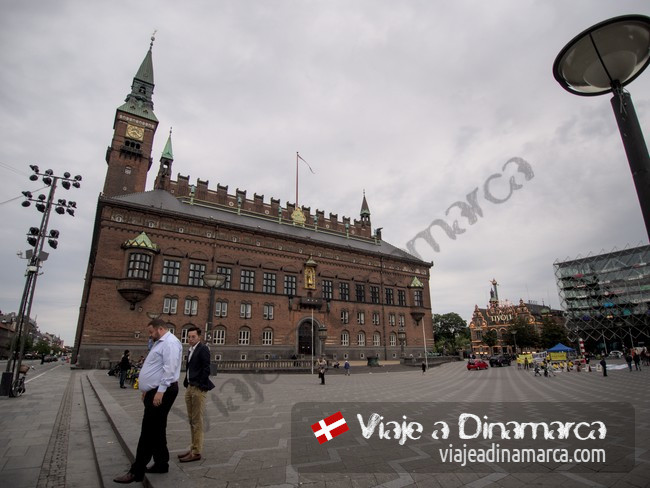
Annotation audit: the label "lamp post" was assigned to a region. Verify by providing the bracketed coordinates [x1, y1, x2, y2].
[511, 330, 518, 355]
[398, 325, 406, 358]
[318, 323, 328, 357]
[411, 311, 427, 369]
[203, 273, 226, 343]
[553, 15, 650, 241]
[1, 166, 81, 398]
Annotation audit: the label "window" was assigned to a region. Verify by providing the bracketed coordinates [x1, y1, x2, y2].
[356, 284, 365, 302]
[240, 269, 255, 291]
[263, 304, 274, 320]
[341, 331, 350, 346]
[188, 263, 206, 286]
[372, 312, 380, 326]
[163, 296, 178, 314]
[284, 275, 297, 295]
[414, 290, 424, 307]
[217, 266, 232, 289]
[398, 314, 405, 327]
[373, 332, 381, 347]
[385, 288, 394, 305]
[125, 166, 132, 175]
[357, 311, 365, 325]
[181, 328, 190, 344]
[263, 272, 276, 294]
[215, 300, 228, 318]
[341, 310, 349, 324]
[388, 313, 396, 326]
[389, 332, 397, 347]
[357, 331, 366, 347]
[184, 298, 198, 316]
[262, 328, 273, 345]
[238, 327, 251, 345]
[339, 282, 350, 301]
[398, 290, 406, 306]
[322, 280, 333, 300]
[370, 286, 380, 304]
[127, 253, 151, 279]
[161, 259, 180, 284]
[240, 303, 252, 319]
[214, 327, 226, 345]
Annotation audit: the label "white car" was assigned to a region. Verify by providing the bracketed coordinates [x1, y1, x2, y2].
[608, 350, 623, 359]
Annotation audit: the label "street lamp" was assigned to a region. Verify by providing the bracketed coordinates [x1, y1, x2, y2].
[318, 324, 328, 357]
[511, 330, 518, 355]
[203, 273, 226, 343]
[1, 166, 81, 398]
[397, 325, 406, 358]
[411, 311, 427, 369]
[553, 15, 650, 240]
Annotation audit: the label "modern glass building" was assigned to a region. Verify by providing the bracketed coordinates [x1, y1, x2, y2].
[554, 245, 650, 353]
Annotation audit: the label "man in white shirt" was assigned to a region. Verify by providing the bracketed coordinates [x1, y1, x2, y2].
[114, 319, 182, 484]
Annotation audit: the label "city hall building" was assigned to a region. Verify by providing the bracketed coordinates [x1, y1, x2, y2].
[554, 245, 650, 354]
[72, 42, 433, 368]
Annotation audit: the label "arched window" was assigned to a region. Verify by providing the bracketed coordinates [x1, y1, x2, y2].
[389, 332, 397, 347]
[357, 331, 366, 347]
[341, 330, 350, 346]
[262, 327, 273, 346]
[238, 327, 251, 345]
[213, 326, 226, 345]
[373, 331, 381, 347]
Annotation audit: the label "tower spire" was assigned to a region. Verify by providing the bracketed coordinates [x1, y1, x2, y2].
[117, 34, 158, 122]
[360, 190, 371, 226]
[155, 128, 174, 191]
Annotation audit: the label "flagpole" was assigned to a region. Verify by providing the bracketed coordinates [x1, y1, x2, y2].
[296, 152, 299, 207]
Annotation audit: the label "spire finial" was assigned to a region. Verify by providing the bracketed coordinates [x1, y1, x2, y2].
[150, 30, 157, 50]
[169, 126, 172, 137]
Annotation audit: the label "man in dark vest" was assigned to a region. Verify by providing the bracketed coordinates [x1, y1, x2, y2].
[178, 326, 214, 463]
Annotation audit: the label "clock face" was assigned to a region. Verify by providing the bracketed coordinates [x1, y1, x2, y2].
[126, 124, 145, 141]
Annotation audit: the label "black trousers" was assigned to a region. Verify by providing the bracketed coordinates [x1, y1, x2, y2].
[131, 382, 179, 477]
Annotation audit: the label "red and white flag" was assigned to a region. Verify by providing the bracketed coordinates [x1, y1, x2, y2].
[311, 411, 349, 444]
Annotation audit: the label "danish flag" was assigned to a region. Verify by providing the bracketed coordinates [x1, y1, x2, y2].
[311, 411, 349, 444]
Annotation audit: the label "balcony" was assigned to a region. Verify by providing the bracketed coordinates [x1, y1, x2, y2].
[117, 278, 152, 309]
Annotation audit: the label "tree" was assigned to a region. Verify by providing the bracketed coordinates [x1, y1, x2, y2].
[433, 313, 469, 353]
[506, 316, 540, 351]
[482, 329, 498, 354]
[539, 316, 569, 349]
[34, 339, 51, 356]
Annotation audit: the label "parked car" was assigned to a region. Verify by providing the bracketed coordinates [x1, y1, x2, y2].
[608, 350, 623, 359]
[489, 355, 512, 367]
[467, 359, 489, 370]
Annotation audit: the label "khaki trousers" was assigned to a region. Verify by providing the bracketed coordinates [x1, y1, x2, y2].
[185, 385, 207, 455]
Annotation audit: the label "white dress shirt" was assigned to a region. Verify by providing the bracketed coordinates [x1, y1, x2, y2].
[138, 330, 182, 393]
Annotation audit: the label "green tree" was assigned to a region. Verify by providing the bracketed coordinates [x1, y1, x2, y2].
[433, 313, 468, 353]
[482, 329, 498, 354]
[539, 316, 569, 349]
[34, 339, 51, 356]
[505, 316, 540, 352]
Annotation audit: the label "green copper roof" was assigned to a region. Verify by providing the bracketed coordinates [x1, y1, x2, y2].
[161, 129, 174, 160]
[118, 41, 158, 122]
[121, 232, 160, 253]
[409, 276, 424, 288]
[360, 193, 370, 216]
[135, 47, 154, 85]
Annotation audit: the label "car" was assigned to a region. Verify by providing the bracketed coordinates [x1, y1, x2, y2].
[467, 359, 489, 370]
[608, 350, 623, 359]
[489, 355, 512, 367]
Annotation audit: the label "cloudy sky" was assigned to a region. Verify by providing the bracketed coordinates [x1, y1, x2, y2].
[1, 1, 649, 346]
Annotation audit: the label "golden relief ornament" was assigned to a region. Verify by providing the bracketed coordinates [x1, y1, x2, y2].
[291, 208, 306, 225]
[304, 267, 316, 289]
[126, 124, 145, 141]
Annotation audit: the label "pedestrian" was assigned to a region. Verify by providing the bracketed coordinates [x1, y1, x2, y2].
[113, 319, 182, 484]
[633, 351, 641, 371]
[600, 356, 607, 377]
[534, 363, 541, 376]
[119, 349, 131, 389]
[421, 361, 426, 375]
[524, 357, 529, 371]
[344, 360, 350, 376]
[625, 353, 633, 371]
[178, 326, 214, 464]
[318, 357, 327, 385]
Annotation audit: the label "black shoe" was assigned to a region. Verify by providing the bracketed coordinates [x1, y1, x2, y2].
[145, 464, 169, 473]
[120, 386, 127, 389]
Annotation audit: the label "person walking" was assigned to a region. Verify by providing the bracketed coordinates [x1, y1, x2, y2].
[119, 350, 131, 389]
[421, 361, 426, 375]
[600, 356, 607, 377]
[344, 360, 350, 376]
[625, 353, 633, 371]
[318, 358, 327, 385]
[633, 351, 641, 371]
[113, 319, 182, 484]
[178, 326, 214, 463]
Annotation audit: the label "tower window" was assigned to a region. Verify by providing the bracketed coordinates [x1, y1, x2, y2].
[125, 166, 132, 175]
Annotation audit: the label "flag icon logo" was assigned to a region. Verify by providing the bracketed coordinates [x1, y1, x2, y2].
[311, 411, 349, 444]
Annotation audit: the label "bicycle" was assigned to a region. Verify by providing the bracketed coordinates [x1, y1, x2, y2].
[11, 364, 34, 397]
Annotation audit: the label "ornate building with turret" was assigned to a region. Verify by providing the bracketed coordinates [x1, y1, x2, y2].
[72, 40, 433, 368]
[468, 280, 564, 356]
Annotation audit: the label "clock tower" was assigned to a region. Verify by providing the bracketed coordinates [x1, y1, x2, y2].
[102, 35, 159, 197]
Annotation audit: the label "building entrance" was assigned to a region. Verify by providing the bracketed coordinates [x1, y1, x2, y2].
[298, 320, 315, 356]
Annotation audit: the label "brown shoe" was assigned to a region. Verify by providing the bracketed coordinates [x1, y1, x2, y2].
[113, 471, 142, 483]
[179, 453, 202, 463]
[177, 451, 191, 459]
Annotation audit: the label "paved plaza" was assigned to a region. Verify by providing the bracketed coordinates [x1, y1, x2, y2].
[0, 359, 648, 488]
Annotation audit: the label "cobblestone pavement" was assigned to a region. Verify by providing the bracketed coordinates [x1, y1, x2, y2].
[94, 360, 649, 488]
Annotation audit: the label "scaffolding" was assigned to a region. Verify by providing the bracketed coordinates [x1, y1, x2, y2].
[554, 244, 650, 352]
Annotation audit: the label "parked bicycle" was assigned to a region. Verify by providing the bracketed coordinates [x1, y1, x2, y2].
[11, 364, 34, 397]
